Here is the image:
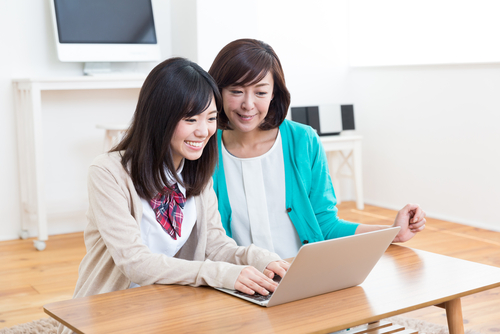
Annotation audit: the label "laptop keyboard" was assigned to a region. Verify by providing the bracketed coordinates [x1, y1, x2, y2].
[233, 275, 282, 302]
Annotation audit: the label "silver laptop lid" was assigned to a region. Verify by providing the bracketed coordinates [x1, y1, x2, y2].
[267, 226, 400, 306]
[215, 227, 400, 307]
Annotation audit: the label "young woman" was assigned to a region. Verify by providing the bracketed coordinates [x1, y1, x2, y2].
[208, 39, 426, 259]
[59, 57, 289, 334]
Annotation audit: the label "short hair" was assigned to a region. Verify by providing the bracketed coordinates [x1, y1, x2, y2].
[113, 57, 222, 199]
[208, 39, 291, 130]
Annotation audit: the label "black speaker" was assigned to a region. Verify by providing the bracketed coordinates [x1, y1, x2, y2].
[291, 104, 355, 136]
[290, 107, 308, 125]
[341, 105, 355, 130]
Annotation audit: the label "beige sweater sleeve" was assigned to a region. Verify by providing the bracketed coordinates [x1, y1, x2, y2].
[87, 158, 280, 290]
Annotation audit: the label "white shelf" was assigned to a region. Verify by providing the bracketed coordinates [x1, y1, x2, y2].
[14, 75, 147, 90]
[320, 135, 364, 210]
[12, 75, 146, 250]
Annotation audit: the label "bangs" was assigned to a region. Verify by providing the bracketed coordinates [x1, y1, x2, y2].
[184, 79, 214, 118]
[181, 67, 220, 118]
[223, 50, 273, 87]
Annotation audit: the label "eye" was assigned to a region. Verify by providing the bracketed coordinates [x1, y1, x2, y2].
[256, 91, 268, 96]
[184, 118, 196, 123]
[230, 90, 242, 94]
[209, 116, 218, 122]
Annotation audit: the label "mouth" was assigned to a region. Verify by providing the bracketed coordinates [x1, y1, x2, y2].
[185, 140, 204, 149]
[236, 113, 256, 121]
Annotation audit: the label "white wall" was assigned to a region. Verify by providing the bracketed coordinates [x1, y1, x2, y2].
[1, 0, 499, 241]
[349, 0, 500, 66]
[345, 1, 500, 229]
[0, 0, 172, 241]
[170, 0, 198, 60]
[346, 65, 500, 229]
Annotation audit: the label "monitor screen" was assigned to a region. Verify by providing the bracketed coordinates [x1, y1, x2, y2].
[54, 0, 157, 44]
[50, 0, 161, 64]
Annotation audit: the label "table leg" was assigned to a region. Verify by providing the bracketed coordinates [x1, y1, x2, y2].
[444, 298, 465, 334]
[14, 85, 31, 239]
[16, 84, 48, 250]
[30, 85, 48, 250]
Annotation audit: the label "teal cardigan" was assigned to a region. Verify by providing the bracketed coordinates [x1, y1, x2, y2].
[213, 119, 359, 245]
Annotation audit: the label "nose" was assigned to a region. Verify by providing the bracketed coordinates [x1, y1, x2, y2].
[241, 94, 255, 111]
[194, 119, 209, 138]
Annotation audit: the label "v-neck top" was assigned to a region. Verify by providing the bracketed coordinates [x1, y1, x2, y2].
[221, 131, 302, 259]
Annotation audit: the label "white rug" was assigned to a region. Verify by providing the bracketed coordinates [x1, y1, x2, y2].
[0, 318, 59, 334]
[387, 316, 483, 334]
[0, 316, 484, 334]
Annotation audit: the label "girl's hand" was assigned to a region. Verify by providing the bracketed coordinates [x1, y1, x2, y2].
[234, 266, 279, 295]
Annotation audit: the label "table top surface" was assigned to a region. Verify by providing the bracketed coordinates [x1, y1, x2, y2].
[44, 245, 500, 334]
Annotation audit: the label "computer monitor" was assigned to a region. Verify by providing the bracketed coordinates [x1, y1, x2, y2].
[50, 0, 161, 75]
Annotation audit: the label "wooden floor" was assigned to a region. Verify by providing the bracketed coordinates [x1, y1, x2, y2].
[1, 202, 499, 331]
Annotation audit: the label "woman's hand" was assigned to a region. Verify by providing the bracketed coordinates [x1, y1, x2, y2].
[263, 260, 290, 279]
[392, 203, 426, 243]
[234, 266, 279, 295]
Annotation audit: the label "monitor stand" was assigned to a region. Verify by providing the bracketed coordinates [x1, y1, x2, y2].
[82, 62, 149, 77]
[83, 62, 112, 76]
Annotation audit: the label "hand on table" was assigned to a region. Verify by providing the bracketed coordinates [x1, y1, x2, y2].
[234, 260, 289, 296]
[392, 203, 426, 243]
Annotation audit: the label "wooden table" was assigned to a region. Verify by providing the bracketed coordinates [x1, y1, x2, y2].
[44, 245, 500, 334]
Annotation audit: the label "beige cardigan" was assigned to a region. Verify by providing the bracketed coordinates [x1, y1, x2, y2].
[59, 152, 280, 333]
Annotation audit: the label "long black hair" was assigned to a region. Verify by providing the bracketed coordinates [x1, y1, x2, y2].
[113, 57, 222, 199]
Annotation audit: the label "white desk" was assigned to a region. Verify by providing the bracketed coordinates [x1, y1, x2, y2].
[320, 135, 364, 210]
[12, 75, 146, 250]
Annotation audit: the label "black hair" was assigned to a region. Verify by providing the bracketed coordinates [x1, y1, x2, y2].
[113, 57, 222, 199]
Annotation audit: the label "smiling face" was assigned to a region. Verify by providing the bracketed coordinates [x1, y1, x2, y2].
[170, 97, 218, 169]
[221, 71, 274, 134]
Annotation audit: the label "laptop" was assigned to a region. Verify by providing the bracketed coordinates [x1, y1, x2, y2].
[215, 226, 400, 307]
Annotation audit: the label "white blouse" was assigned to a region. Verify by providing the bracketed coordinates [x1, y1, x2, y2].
[130, 162, 196, 288]
[221, 131, 302, 259]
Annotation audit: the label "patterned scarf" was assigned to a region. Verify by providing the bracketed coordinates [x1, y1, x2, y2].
[150, 183, 186, 240]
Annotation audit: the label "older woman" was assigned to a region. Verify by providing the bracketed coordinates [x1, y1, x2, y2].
[209, 39, 426, 259]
